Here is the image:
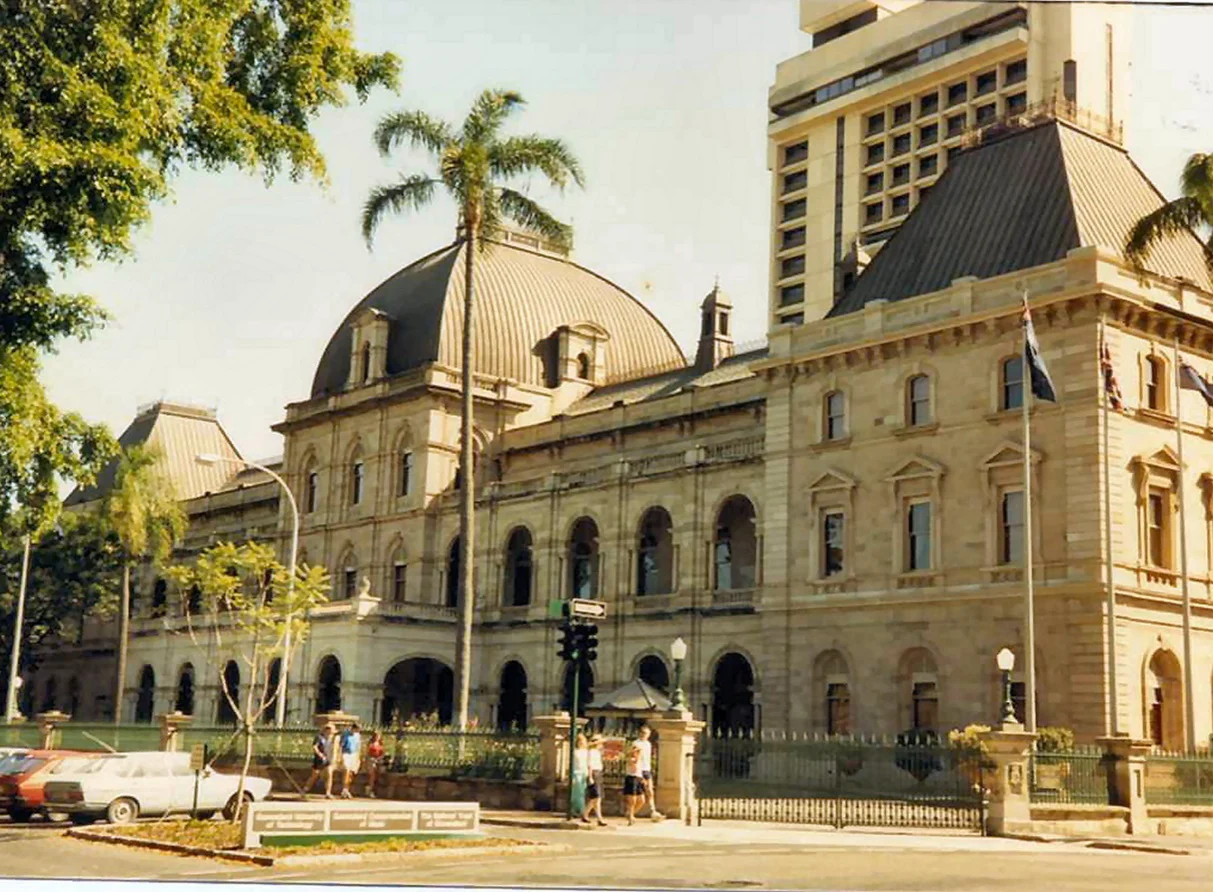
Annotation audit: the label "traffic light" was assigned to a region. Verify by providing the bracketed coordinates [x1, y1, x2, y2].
[581, 624, 599, 663]
[557, 622, 574, 661]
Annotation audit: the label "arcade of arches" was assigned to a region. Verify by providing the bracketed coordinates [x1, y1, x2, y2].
[380, 658, 454, 726]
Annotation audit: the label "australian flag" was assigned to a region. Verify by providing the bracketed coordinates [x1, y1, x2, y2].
[1022, 303, 1057, 402]
[1180, 363, 1213, 407]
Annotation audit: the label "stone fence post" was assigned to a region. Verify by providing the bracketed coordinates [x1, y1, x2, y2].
[313, 711, 359, 730]
[979, 724, 1037, 836]
[35, 710, 71, 749]
[1098, 734, 1152, 834]
[648, 709, 706, 824]
[158, 711, 193, 752]
[533, 712, 573, 810]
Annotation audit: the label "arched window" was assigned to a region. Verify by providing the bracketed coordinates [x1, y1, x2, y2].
[187, 584, 202, 616]
[899, 648, 939, 732]
[175, 664, 195, 715]
[41, 676, 57, 713]
[1145, 355, 1166, 412]
[350, 455, 365, 506]
[382, 658, 454, 726]
[637, 655, 670, 692]
[390, 555, 408, 603]
[217, 660, 240, 725]
[446, 537, 461, 608]
[1147, 649, 1183, 749]
[569, 518, 599, 600]
[263, 657, 282, 715]
[1001, 356, 1023, 411]
[135, 665, 155, 723]
[359, 341, 371, 383]
[907, 374, 931, 426]
[815, 650, 850, 735]
[711, 653, 755, 734]
[503, 528, 534, 607]
[151, 578, 168, 617]
[316, 655, 342, 713]
[497, 661, 528, 731]
[824, 391, 846, 440]
[67, 676, 80, 716]
[337, 549, 358, 600]
[399, 450, 414, 497]
[304, 461, 319, 514]
[637, 507, 674, 596]
[576, 353, 591, 380]
[714, 496, 758, 591]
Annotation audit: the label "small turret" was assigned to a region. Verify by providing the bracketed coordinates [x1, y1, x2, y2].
[695, 281, 735, 372]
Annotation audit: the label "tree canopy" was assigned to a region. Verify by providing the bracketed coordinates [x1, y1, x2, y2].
[1127, 152, 1213, 274]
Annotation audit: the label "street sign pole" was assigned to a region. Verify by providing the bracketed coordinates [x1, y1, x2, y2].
[191, 743, 207, 821]
[566, 643, 580, 820]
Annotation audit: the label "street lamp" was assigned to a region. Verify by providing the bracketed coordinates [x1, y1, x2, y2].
[996, 647, 1017, 726]
[669, 637, 688, 711]
[196, 454, 299, 727]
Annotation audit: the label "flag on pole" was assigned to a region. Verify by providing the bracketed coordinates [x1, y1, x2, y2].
[1022, 301, 1057, 402]
[1101, 339, 1123, 410]
[1180, 363, 1213, 407]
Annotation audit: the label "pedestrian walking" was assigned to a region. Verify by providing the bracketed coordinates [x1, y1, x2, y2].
[623, 732, 646, 825]
[571, 732, 589, 820]
[583, 734, 607, 826]
[366, 730, 385, 798]
[635, 725, 663, 820]
[338, 723, 363, 798]
[306, 723, 336, 798]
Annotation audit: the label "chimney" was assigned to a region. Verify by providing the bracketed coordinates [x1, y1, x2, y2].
[695, 282, 735, 372]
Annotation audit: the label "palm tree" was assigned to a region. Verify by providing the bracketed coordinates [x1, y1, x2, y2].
[103, 445, 186, 726]
[362, 89, 584, 729]
[1126, 152, 1213, 273]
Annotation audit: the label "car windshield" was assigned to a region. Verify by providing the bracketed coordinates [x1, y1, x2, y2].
[49, 757, 113, 775]
[3, 756, 46, 776]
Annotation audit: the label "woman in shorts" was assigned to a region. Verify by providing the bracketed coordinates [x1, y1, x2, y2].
[581, 734, 607, 826]
[366, 731, 385, 798]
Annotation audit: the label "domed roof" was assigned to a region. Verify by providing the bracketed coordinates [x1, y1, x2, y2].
[310, 237, 685, 399]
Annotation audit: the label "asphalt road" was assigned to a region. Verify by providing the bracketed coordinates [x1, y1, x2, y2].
[3, 821, 1213, 890]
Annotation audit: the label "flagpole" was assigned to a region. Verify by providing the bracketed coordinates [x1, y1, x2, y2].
[1172, 337, 1197, 752]
[1101, 322, 1119, 736]
[1021, 299, 1037, 734]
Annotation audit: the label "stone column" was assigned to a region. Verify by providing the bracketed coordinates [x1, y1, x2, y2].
[313, 710, 359, 730]
[158, 711, 194, 752]
[979, 724, 1037, 837]
[1098, 734, 1152, 834]
[647, 709, 707, 824]
[533, 712, 573, 810]
[35, 710, 71, 749]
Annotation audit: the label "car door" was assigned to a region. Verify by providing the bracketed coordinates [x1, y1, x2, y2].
[128, 754, 173, 816]
[165, 753, 201, 814]
[198, 764, 239, 810]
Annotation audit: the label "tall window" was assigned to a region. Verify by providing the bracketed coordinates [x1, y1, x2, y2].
[350, 460, 364, 505]
[827, 683, 851, 735]
[343, 567, 357, 600]
[1000, 490, 1025, 565]
[1148, 490, 1169, 567]
[907, 375, 931, 426]
[636, 507, 674, 596]
[392, 562, 407, 602]
[907, 502, 932, 571]
[824, 391, 846, 441]
[911, 681, 939, 730]
[569, 518, 599, 600]
[399, 451, 413, 497]
[504, 528, 534, 607]
[823, 511, 845, 577]
[1146, 356, 1165, 411]
[1001, 356, 1023, 411]
[359, 342, 371, 383]
[446, 538, 461, 608]
[576, 353, 591, 379]
[305, 469, 319, 514]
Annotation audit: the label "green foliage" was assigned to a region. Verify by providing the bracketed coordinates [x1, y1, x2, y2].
[1035, 726, 1075, 753]
[947, 724, 991, 755]
[1126, 152, 1213, 274]
[0, 0, 400, 353]
[102, 444, 186, 565]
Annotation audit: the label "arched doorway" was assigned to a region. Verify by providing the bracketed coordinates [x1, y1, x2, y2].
[381, 658, 454, 725]
[503, 528, 534, 607]
[175, 664, 195, 715]
[135, 665, 155, 723]
[636, 507, 674, 595]
[316, 655, 342, 713]
[711, 652, 755, 734]
[637, 655, 670, 692]
[713, 496, 758, 590]
[217, 660, 240, 725]
[569, 518, 599, 599]
[497, 661, 528, 731]
[1147, 649, 1184, 749]
[561, 662, 594, 717]
[446, 538, 460, 608]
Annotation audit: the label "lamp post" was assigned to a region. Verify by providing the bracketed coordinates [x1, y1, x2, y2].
[4, 535, 31, 723]
[669, 637, 688, 711]
[196, 454, 299, 727]
[997, 647, 1017, 726]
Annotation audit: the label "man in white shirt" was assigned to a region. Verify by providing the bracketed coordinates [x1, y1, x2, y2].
[632, 725, 664, 822]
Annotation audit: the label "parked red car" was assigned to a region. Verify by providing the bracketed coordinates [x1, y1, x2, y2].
[0, 750, 99, 822]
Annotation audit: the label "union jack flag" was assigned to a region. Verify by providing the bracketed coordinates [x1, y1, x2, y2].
[1100, 339, 1123, 411]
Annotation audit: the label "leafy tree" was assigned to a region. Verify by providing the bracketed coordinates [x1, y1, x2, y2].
[102, 445, 186, 724]
[169, 540, 329, 821]
[361, 89, 584, 728]
[1126, 152, 1213, 274]
[0, 510, 124, 712]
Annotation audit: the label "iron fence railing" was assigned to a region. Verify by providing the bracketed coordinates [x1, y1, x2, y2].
[0, 724, 41, 749]
[1028, 747, 1109, 805]
[1145, 750, 1213, 805]
[54, 723, 163, 753]
[379, 727, 540, 781]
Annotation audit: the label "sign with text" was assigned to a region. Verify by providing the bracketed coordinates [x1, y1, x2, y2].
[189, 744, 206, 772]
[569, 598, 607, 619]
[242, 800, 481, 848]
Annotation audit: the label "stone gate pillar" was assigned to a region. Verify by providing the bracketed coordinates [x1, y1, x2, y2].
[648, 709, 707, 824]
[1099, 734, 1152, 834]
[158, 711, 193, 752]
[533, 712, 573, 810]
[35, 710, 71, 749]
[979, 724, 1037, 836]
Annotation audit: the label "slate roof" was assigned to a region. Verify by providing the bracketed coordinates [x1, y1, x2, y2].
[310, 236, 685, 399]
[64, 402, 243, 507]
[831, 119, 1213, 317]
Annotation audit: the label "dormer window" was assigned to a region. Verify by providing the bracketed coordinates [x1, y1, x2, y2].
[347, 307, 390, 389]
[553, 322, 609, 387]
[576, 353, 591, 380]
[359, 342, 371, 383]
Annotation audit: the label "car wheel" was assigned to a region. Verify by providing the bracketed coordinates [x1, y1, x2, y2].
[222, 792, 253, 822]
[8, 808, 32, 823]
[106, 798, 139, 825]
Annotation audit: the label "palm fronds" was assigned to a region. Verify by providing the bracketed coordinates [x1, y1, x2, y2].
[361, 175, 439, 244]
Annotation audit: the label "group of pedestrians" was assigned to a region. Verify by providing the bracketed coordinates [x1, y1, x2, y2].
[572, 724, 664, 826]
[306, 722, 386, 799]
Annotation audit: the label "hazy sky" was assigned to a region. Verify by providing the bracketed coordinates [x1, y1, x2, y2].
[42, 0, 1213, 463]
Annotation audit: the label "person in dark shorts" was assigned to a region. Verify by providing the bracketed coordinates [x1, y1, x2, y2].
[305, 723, 336, 798]
[582, 734, 607, 826]
[623, 734, 646, 825]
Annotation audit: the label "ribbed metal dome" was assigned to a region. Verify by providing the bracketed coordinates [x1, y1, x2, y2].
[310, 237, 685, 399]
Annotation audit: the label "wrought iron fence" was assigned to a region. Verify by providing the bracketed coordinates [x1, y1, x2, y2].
[378, 727, 540, 781]
[694, 731, 985, 831]
[1028, 747, 1109, 805]
[1145, 750, 1213, 805]
[55, 723, 163, 753]
[0, 724, 40, 749]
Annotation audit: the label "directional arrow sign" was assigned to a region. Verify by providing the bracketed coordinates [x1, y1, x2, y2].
[569, 598, 607, 620]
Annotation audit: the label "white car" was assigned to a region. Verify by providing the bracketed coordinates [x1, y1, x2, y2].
[42, 751, 273, 824]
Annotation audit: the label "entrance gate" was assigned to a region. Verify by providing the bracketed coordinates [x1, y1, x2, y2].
[695, 731, 986, 833]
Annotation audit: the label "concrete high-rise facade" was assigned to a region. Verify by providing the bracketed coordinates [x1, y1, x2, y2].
[767, 1, 1132, 330]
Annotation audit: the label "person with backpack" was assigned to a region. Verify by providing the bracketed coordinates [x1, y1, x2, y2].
[337, 723, 363, 799]
[306, 723, 336, 798]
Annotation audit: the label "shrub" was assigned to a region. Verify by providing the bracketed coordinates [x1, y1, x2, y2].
[1035, 727, 1075, 753]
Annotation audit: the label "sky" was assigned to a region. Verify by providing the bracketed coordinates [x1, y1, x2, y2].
[41, 0, 1213, 463]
